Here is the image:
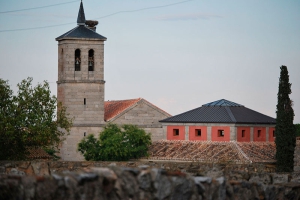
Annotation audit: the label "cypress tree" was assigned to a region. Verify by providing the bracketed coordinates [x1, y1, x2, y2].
[275, 65, 296, 172]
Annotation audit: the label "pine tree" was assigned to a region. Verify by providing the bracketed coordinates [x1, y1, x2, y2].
[275, 65, 296, 172]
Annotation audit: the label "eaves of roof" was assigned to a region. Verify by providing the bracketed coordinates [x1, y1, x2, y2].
[160, 104, 276, 124]
[56, 25, 107, 41]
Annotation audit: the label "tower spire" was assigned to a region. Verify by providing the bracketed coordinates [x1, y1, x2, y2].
[77, 1, 86, 25]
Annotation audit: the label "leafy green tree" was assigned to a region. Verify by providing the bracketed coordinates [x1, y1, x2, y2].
[275, 65, 296, 172]
[295, 124, 300, 137]
[0, 77, 72, 160]
[77, 134, 101, 161]
[0, 79, 25, 159]
[78, 124, 151, 161]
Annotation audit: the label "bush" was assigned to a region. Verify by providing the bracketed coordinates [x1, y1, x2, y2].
[78, 124, 151, 161]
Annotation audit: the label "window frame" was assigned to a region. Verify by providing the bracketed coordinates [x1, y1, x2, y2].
[218, 130, 224, 137]
[195, 129, 202, 137]
[173, 129, 179, 136]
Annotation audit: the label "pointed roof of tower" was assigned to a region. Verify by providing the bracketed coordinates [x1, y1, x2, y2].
[77, 1, 86, 25]
[56, 1, 106, 41]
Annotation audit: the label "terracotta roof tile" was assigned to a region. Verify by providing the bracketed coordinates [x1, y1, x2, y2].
[104, 98, 171, 121]
[104, 98, 141, 121]
[146, 140, 276, 163]
[26, 147, 53, 160]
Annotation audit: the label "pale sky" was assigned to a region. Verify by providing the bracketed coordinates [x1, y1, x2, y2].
[0, 0, 299, 123]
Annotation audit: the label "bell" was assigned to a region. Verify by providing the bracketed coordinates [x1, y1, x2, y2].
[76, 60, 79, 65]
[89, 61, 93, 67]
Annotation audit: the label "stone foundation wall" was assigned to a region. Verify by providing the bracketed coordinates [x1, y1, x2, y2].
[0, 160, 277, 177]
[1, 166, 300, 200]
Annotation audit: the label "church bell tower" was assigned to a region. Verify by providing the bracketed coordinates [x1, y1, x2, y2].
[56, 1, 107, 160]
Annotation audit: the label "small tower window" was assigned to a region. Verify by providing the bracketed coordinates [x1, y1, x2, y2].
[75, 49, 81, 71]
[84, 132, 86, 137]
[88, 49, 94, 71]
[84, 98, 86, 105]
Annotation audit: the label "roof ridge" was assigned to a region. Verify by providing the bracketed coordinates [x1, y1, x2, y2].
[225, 107, 236, 122]
[140, 98, 172, 117]
[104, 98, 140, 121]
[233, 141, 252, 163]
[105, 98, 141, 103]
[63, 26, 79, 37]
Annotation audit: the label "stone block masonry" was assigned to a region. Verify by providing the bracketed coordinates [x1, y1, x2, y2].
[110, 100, 170, 142]
[1, 165, 300, 199]
[60, 126, 103, 161]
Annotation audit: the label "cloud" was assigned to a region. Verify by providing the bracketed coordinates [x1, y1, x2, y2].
[154, 13, 223, 21]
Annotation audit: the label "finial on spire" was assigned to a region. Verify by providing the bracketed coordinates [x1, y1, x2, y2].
[77, 1, 86, 25]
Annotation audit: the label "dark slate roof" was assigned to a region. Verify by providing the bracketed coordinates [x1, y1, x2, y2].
[56, 25, 107, 40]
[160, 99, 276, 124]
[56, 1, 106, 41]
[77, 1, 86, 25]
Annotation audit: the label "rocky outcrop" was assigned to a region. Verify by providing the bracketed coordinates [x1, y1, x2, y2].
[1, 166, 300, 200]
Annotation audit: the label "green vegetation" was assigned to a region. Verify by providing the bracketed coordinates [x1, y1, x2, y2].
[295, 124, 300, 137]
[0, 77, 72, 160]
[78, 123, 151, 161]
[275, 66, 296, 172]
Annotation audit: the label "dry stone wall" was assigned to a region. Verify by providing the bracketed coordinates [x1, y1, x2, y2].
[0, 160, 278, 177]
[1, 165, 300, 200]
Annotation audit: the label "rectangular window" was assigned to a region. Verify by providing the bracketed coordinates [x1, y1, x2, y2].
[173, 129, 179, 136]
[257, 130, 261, 137]
[84, 98, 86, 105]
[242, 130, 245, 137]
[273, 130, 275, 137]
[218, 130, 224, 137]
[195, 129, 201, 136]
[84, 132, 86, 137]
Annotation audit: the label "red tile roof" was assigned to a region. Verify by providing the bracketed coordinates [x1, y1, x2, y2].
[26, 147, 53, 160]
[104, 98, 141, 121]
[146, 140, 276, 164]
[104, 98, 171, 121]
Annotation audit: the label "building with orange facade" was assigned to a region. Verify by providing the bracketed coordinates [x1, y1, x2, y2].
[160, 99, 276, 142]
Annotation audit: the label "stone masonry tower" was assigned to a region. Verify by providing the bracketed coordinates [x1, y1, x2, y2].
[56, 1, 107, 160]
